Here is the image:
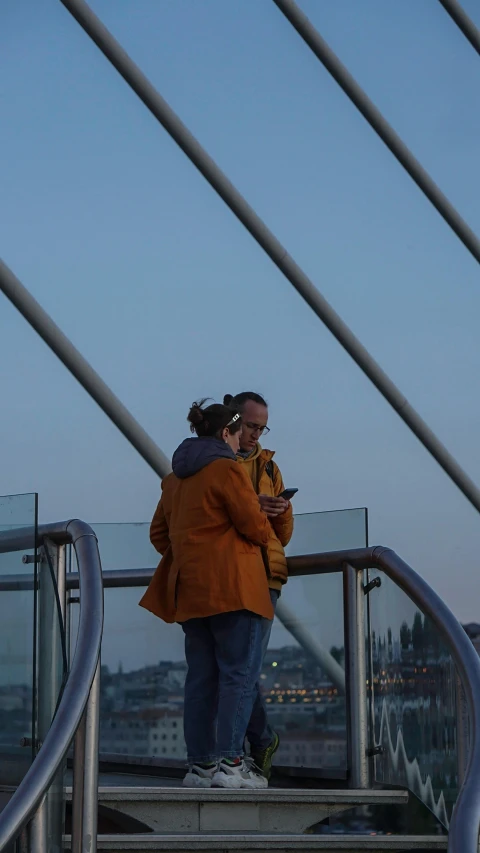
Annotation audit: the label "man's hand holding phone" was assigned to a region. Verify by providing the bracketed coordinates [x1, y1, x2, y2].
[259, 489, 297, 517]
[259, 494, 289, 517]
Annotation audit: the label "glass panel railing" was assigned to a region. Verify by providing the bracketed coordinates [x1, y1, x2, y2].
[285, 507, 368, 556]
[368, 571, 458, 825]
[87, 522, 157, 570]
[274, 507, 367, 774]
[263, 572, 347, 774]
[0, 493, 38, 787]
[76, 508, 367, 777]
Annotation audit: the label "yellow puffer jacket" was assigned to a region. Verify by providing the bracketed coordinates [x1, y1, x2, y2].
[236, 444, 294, 589]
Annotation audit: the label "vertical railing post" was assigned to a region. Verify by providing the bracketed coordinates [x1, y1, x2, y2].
[32, 541, 68, 852]
[17, 825, 29, 853]
[456, 672, 470, 787]
[37, 541, 66, 738]
[56, 544, 67, 627]
[344, 563, 370, 789]
[28, 796, 47, 853]
[50, 544, 67, 853]
[71, 660, 100, 853]
[71, 713, 85, 853]
[27, 542, 47, 853]
[34, 542, 68, 853]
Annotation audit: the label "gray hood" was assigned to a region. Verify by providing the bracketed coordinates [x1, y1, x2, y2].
[172, 437, 235, 479]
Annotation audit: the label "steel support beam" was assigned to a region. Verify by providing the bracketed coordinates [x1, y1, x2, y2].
[0, 259, 171, 479]
[58, 0, 480, 516]
[438, 0, 480, 58]
[272, 0, 480, 267]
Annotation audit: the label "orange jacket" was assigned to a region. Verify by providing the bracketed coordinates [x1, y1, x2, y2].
[139, 457, 274, 623]
[236, 445, 294, 588]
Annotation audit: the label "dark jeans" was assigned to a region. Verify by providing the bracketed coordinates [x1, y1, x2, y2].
[182, 609, 264, 764]
[246, 589, 280, 749]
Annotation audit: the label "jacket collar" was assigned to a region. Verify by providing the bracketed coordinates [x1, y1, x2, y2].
[237, 443, 275, 464]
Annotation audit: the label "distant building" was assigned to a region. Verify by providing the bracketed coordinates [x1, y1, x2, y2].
[276, 730, 346, 768]
[147, 709, 186, 759]
[101, 708, 186, 760]
[463, 623, 480, 656]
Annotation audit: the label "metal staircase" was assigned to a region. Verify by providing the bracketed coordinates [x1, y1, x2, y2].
[61, 778, 444, 853]
[81, 784, 408, 833]
[63, 773, 443, 852]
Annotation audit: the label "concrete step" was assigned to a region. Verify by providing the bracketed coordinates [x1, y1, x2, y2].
[78, 787, 408, 834]
[64, 832, 448, 852]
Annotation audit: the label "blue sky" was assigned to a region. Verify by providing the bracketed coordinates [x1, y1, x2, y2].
[2, 0, 480, 625]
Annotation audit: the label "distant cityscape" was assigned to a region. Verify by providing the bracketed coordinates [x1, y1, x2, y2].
[1, 621, 479, 790]
[96, 618, 480, 787]
[99, 644, 347, 769]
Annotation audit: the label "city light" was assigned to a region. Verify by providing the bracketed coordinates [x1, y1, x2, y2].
[97, 647, 354, 766]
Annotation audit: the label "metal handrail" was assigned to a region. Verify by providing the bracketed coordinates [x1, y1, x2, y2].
[293, 545, 480, 853]
[365, 546, 480, 853]
[0, 519, 104, 850]
[0, 540, 478, 849]
[56, 544, 479, 853]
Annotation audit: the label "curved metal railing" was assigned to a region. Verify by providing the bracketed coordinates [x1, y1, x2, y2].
[67, 545, 480, 853]
[0, 539, 477, 851]
[289, 546, 480, 853]
[0, 519, 103, 851]
[372, 545, 480, 853]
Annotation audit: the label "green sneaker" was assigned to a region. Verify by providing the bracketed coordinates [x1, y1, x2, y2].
[250, 731, 280, 780]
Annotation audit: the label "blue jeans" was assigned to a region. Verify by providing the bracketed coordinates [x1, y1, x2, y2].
[246, 589, 280, 749]
[182, 609, 264, 764]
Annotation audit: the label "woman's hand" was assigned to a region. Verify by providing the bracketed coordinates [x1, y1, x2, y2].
[259, 494, 290, 517]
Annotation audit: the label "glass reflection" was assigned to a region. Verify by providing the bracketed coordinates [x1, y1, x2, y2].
[369, 572, 458, 825]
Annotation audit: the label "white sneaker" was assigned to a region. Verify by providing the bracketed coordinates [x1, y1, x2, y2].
[212, 758, 268, 789]
[183, 763, 218, 788]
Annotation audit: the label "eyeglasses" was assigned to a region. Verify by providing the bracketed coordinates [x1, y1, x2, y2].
[244, 421, 270, 436]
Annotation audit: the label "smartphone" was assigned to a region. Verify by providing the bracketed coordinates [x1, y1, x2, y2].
[280, 488, 298, 501]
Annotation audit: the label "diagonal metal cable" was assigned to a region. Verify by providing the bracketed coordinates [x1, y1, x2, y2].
[272, 0, 480, 268]
[438, 0, 480, 57]
[0, 258, 346, 693]
[0, 258, 171, 478]
[53, 0, 480, 516]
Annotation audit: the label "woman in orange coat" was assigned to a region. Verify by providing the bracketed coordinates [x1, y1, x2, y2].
[139, 400, 273, 790]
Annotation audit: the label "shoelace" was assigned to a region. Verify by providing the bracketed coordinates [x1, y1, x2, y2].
[244, 755, 263, 775]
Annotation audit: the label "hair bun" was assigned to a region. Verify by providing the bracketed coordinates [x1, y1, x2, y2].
[186, 397, 242, 439]
[223, 394, 234, 406]
[187, 402, 205, 427]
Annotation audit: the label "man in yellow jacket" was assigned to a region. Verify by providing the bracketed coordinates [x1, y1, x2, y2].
[223, 392, 294, 779]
